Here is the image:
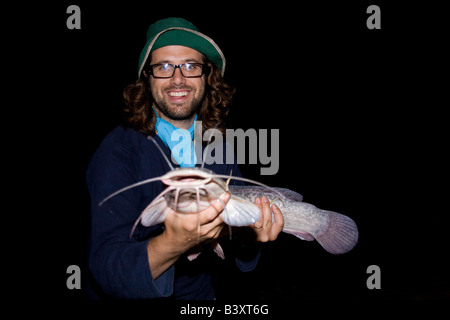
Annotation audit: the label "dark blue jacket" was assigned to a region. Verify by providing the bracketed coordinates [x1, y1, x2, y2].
[86, 126, 260, 299]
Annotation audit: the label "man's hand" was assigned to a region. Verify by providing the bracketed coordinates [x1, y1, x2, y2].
[163, 192, 230, 253]
[147, 192, 230, 279]
[250, 196, 284, 242]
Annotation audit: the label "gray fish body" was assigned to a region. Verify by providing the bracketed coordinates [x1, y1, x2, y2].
[141, 184, 358, 254]
[113, 166, 358, 255]
[228, 186, 359, 254]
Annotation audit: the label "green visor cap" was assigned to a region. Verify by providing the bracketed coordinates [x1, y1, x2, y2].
[138, 18, 225, 77]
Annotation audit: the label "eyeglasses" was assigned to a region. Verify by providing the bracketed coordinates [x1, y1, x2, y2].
[147, 63, 210, 78]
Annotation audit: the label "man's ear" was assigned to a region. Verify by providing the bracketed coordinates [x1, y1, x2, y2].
[140, 69, 151, 82]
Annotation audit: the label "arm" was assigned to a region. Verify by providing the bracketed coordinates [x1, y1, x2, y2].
[86, 129, 177, 299]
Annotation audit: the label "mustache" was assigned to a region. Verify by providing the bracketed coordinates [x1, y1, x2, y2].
[163, 85, 193, 92]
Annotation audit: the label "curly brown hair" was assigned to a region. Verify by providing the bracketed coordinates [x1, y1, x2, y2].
[122, 57, 235, 138]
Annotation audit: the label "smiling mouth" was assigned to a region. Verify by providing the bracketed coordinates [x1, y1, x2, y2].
[168, 91, 189, 97]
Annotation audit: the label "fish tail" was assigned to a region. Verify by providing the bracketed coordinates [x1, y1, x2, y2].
[315, 211, 359, 254]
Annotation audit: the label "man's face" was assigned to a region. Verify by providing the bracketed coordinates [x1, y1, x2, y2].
[149, 45, 206, 121]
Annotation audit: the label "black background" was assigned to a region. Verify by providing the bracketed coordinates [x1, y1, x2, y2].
[9, 0, 448, 316]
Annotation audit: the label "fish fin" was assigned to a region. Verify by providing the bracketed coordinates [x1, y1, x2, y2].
[212, 241, 225, 259]
[140, 197, 170, 226]
[275, 188, 303, 202]
[187, 242, 225, 261]
[187, 246, 202, 261]
[187, 252, 201, 261]
[283, 229, 315, 241]
[222, 196, 261, 226]
[315, 211, 359, 254]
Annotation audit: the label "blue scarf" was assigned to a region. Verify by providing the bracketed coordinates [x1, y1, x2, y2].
[154, 111, 197, 167]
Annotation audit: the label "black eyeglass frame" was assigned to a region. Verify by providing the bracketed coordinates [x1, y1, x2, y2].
[146, 63, 211, 79]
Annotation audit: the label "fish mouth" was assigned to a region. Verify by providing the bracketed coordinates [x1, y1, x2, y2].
[162, 167, 215, 185]
[162, 174, 212, 187]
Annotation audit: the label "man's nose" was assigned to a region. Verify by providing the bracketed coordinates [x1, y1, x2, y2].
[170, 67, 185, 86]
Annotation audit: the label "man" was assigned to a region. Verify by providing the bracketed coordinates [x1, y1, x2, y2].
[86, 17, 284, 300]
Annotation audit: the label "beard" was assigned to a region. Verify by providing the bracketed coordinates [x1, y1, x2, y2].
[151, 85, 205, 121]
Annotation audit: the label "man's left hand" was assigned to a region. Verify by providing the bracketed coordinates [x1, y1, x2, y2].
[250, 196, 284, 242]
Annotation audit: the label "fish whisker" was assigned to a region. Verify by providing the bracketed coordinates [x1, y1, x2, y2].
[210, 174, 285, 199]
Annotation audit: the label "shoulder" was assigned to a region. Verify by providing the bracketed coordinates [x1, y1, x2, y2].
[86, 126, 170, 188]
[89, 126, 151, 162]
[100, 126, 146, 150]
[86, 126, 147, 185]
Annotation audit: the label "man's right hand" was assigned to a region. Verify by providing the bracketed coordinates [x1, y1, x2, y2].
[147, 192, 231, 279]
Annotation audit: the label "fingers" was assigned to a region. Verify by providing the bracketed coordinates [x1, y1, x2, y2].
[198, 192, 230, 226]
[270, 203, 284, 239]
[191, 192, 229, 241]
[253, 196, 270, 229]
[163, 193, 231, 253]
[252, 196, 284, 242]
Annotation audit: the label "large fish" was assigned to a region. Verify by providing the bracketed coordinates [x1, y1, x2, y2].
[99, 136, 359, 258]
[101, 167, 358, 256]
